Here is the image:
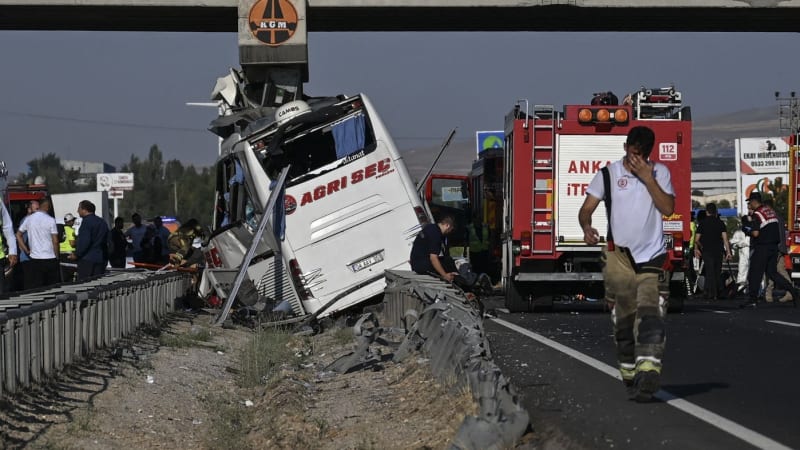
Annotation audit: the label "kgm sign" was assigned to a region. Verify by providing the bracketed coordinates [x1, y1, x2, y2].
[248, 0, 299, 47]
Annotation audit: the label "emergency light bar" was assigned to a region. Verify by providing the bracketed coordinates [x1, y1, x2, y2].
[578, 107, 628, 124]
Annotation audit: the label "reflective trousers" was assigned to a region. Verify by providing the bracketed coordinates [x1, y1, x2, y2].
[602, 247, 667, 369]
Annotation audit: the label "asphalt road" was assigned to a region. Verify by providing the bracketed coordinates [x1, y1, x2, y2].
[483, 296, 800, 449]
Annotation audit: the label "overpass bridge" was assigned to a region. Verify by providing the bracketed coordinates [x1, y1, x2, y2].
[1, 0, 800, 32]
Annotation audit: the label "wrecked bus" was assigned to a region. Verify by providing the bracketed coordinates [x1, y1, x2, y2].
[204, 94, 429, 319]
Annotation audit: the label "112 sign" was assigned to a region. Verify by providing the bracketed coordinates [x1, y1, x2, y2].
[659, 142, 678, 161]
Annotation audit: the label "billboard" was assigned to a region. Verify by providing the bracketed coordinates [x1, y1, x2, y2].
[735, 137, 791, 210]
[739, 173, 788, 213]
[96, 173, 134, 192]
[736, 137, 790, 174]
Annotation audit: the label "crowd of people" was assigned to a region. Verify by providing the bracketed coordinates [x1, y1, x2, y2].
[0, 196, 206, 294]
[690, 192, 798, 308]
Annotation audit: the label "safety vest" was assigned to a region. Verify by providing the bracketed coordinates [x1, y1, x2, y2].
[60, 225, 76, 253]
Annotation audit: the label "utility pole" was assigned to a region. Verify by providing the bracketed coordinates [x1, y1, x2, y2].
[776, 91, 800, 142]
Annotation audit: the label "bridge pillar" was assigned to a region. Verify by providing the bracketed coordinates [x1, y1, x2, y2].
[237, 0, 308, 106]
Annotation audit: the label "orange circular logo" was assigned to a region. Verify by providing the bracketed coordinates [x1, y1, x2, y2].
[248, 0, 298, 47]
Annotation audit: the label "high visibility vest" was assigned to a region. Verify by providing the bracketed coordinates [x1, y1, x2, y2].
[60, 225, 76, 253]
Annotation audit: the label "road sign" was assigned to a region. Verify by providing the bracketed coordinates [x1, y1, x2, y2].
[97, 173, 134, 192]
[476, 131, 504, 155]
[108, 189, 124, 199]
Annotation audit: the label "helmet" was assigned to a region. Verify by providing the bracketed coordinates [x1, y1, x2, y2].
[275, 100, 311, 125]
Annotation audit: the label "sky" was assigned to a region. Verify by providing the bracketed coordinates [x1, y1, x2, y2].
[1, 31, 799, 178]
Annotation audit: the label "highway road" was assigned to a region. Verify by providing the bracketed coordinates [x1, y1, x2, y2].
[483, 297, 800, 449]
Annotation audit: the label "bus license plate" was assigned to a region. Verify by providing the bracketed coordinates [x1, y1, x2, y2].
[350, 253, 384, 272]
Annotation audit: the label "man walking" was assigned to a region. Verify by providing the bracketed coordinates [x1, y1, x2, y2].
[69, 200, 109, 280]
[694, 203, 732, 300]
[741, 192, 797, 307]
[15, 197, 59, 289]
[579, 126, 675, 402]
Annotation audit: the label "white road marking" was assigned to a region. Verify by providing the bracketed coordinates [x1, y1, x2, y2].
[697, 309, 731, 314]
[766, 320, 800, 328]
[492, 317, 793, 450]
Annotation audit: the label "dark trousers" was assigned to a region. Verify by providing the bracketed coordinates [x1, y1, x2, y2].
[77, 260, 107, 281]
[0, 258, 7, 294]
[702, 253, 723, 299]
[23, 258, 59, 290]
[749, 245, 795, 300]
[109, 255, 126, 269]
[60, 253, 76, 283]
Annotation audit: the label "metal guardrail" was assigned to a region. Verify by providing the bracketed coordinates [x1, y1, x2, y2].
[382, 270, 530, 450]
[0, 270, 192, 397]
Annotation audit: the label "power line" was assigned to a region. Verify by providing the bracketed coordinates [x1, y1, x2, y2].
[0, 110, 207, 133]
[0, 110, 475, 142]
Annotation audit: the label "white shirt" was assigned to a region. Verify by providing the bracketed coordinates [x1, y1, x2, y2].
[586, 158, 674, 263]
[18, 210, 58, 259]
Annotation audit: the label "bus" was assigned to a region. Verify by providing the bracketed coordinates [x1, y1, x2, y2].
[205, 94, 429, 318]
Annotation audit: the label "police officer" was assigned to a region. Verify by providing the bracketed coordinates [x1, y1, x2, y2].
[741, 191, 797, 308]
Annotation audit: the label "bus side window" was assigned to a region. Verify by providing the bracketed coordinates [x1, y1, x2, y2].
[332, 114, 366, 159]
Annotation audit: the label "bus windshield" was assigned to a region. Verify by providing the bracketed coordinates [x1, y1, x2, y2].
[254, 99, 377, 186]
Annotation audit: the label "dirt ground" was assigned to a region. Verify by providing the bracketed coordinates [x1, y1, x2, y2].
[0, 308, 507, 450]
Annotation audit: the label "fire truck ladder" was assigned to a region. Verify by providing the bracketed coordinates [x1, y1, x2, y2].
[531, 105, 556, 254]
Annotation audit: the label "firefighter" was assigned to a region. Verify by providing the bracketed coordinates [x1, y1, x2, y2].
[168, 219, 205, 268]
[468, 216, 490, 277]
[59, 213, 77, 282]
[579, 126, 675, 402]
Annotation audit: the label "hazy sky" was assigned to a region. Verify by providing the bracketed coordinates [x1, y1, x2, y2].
[1, 31, 799, 177]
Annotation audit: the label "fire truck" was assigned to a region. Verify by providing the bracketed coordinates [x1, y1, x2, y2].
[500, 87, 692, 312]
[0, 164, 49, 231]
[424, 88, 693, 311]
[785, 135, 800, 278]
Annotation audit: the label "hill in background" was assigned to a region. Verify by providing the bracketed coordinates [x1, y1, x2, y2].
[399, 105, 786, 180]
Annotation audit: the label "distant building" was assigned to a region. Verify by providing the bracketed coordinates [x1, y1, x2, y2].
[61, 160, 116, 186]
[691, 169, 738, 208]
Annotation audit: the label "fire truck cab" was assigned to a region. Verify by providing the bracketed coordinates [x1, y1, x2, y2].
[502, 87, 692, 312]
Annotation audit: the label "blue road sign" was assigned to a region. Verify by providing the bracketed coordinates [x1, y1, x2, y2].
[476, 131, 504, 155]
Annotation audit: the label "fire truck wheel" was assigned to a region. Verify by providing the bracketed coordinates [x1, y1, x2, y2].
[667, 281, 686, 313]
[504, 280, 533, 313]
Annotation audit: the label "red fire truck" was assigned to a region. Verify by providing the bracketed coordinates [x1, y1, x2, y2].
[1, 165, 49, 231]
[425, 88, 693, 312]
[500, 87, 692, 312]
[786, 135, 800, 278]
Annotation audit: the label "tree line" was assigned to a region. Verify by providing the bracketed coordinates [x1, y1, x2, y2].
[17, 145, 215, 229]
